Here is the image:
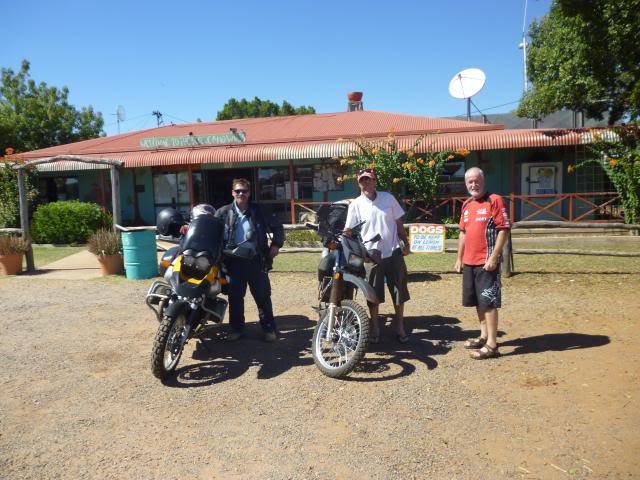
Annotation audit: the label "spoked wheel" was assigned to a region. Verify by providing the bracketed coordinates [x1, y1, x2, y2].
[312, 299, 370, 378]
[151, 314, 188, 379]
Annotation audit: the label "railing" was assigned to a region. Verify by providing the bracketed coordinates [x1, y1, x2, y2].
[292, 192, 624, 224]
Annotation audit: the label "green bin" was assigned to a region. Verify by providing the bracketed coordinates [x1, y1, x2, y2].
[121, 230, 158, 279]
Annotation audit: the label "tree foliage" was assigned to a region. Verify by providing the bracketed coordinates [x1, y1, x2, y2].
[0, 60, 104, 154]
[216, 97, 315, 120]
[517, 0, 640, 124]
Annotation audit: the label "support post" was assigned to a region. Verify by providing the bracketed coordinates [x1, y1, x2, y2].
[288, 160, 295, 224]
[110, 166, 122, 230]
[503, 231, 513, 277]
[17, 168, 35, 272]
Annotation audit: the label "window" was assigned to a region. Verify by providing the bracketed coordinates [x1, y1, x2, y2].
[153, 171, 191, 218]
[38, 177, 79, 203]
[575, 161, 614, 193]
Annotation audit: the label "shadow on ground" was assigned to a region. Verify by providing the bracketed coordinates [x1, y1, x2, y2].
[163, 315, 315, 388]
[344, 314, 477, 383]
[500, 333, 610, 356]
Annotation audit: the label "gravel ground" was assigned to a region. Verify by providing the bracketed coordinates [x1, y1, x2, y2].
[1, 271, 638, 479]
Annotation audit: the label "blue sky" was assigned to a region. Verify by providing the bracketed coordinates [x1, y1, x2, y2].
[2, 0, 552, 136]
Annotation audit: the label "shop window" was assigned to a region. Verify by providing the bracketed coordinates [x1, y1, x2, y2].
[38, 177, 79, 203]
[575, 161, 614, 193]
[153, 172, 190, 218]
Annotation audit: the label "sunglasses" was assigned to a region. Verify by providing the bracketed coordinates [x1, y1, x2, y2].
[233, 189, 249, 194]
[358, 168, 374, 175]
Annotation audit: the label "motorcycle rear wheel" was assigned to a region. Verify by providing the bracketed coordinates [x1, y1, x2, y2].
[151, 314, 188, 379]
[312, 299, 370, 378]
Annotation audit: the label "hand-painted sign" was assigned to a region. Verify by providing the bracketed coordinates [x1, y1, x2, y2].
[408, 224, 446, 253]
[140, 131, 246, 149]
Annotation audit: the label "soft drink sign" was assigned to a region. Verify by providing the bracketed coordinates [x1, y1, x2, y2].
[408, 224, 446, 253]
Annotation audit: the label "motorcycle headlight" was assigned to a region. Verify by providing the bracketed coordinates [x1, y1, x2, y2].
[181, 253, 213, 280]
[348, 254, 364, 269]
[196, 255, 212, 272]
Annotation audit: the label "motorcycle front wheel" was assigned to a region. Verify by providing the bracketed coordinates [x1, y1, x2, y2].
[312, 299, 370, 378]
[151, 313, 188, 379]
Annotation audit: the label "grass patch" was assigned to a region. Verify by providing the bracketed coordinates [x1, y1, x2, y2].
[285, 229, 320, 242]
[272, 251, 640, 274]
[29, 246, 85, 266]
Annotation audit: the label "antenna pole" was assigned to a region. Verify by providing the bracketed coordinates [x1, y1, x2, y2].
[521, 0, 529, 92]
[152, 110, 164, 128]
[466, 98, 471, 122]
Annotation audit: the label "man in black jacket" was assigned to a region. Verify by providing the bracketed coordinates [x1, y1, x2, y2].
[215, 178, 285, 342]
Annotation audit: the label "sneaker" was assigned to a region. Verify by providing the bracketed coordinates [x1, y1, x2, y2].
[227, 331, 243, 341]
[263, 331, 277, 343]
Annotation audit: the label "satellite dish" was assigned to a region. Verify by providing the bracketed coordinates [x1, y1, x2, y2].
[448, 68, 486, 121]
[116, 105, 126, 122]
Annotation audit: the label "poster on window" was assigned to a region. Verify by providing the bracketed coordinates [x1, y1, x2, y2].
[408, 224, 446, 253]
[313, 164, 343, 192]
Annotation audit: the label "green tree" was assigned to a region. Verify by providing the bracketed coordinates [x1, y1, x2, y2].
[517, 0, 640, 124]
[216, 97, 315, 120]
[0, 60, 104, 154]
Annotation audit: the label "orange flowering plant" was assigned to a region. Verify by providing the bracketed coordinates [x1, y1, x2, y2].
[336, 133, 469, 205]
[569, 125, 640, 224]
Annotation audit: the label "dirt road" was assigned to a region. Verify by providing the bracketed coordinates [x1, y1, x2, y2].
[1, 271, 638, 479]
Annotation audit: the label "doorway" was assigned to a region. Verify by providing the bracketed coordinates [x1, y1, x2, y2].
[520, 162, 563, 220]
[204, 169, 253, 209]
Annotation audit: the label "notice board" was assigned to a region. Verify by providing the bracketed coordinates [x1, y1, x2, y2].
[408, 224, 446, 253]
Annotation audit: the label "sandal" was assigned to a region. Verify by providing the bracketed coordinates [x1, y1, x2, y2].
[464, 337, 487, 349]
[470, 344, 500, 360]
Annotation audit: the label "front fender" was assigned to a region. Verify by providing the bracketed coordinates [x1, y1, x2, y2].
[343, 273, 379, 305]
[164, 299, 192, 319]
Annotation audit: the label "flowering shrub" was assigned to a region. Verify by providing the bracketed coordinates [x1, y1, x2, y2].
[335, 133, 469, 204]
[569, 125, 640, 224]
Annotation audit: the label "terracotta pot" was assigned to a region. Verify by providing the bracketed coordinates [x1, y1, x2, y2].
[347, 91, 363, 102]
[97, 254, 123, 276]
[0, 253, 23, 276]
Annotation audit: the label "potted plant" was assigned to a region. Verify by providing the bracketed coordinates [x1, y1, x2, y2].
[87, 229, 123, 275]
[0, 235, 28, 275]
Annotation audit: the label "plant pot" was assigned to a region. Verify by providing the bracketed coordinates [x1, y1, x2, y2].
[0, 253, 23, 276]
[97, 254, 123, 276]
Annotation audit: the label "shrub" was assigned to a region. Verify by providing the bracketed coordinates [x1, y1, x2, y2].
[0, 163, 39, 228]
[31, 201, 112, 244]
[87, 228, 121, 256]
[285, 229, 320, 242]
[0, 235, 28, 255]
[440, 216, 461, 239]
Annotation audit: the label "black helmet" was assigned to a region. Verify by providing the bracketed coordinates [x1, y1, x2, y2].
[190, 203, 216, 220]
[156, 208, 186, 237]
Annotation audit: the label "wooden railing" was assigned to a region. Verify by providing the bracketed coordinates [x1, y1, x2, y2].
[292, 192, 624, 224]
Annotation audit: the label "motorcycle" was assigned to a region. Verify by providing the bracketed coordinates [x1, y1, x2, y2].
[146, 212, 229, 380]
[309, 203, 381, 378]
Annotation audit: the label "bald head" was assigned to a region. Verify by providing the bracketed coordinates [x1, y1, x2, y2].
[464, 167, 486, 199]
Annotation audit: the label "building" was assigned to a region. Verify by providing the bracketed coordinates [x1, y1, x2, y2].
[9, 105, 618, 224]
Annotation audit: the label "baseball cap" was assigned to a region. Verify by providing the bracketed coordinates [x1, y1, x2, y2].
[357, 168, 376, 181]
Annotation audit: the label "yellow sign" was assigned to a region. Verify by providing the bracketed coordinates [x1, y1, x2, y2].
[408, 224, 446, 253]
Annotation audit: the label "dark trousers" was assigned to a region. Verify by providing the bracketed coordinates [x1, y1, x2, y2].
[226, 256, 276, 333]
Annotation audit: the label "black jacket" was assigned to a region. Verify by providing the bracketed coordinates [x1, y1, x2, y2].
[215, 202, 285, 260]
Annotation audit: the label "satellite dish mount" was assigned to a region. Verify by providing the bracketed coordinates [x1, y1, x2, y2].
[448, 68, 486, 121]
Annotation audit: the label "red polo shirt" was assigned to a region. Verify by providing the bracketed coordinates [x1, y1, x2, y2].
[459, 192, 511, 265]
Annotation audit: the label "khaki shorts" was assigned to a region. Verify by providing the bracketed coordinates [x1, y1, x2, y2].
[366, 248, 410, 305]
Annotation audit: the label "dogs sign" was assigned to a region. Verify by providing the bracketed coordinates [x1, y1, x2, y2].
[408, 224, 446, 253]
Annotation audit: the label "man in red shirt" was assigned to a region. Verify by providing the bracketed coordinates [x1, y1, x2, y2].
[454, 167, 511, 359]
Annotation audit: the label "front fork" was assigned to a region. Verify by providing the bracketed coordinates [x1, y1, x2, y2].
[326, 273, 344, 341]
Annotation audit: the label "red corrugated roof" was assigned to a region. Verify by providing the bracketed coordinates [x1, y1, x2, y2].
[7, 110, 601, 172]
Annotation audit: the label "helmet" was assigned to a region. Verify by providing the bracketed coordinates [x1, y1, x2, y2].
[190, 203, 216, 220]
[156, 208, 186, 237]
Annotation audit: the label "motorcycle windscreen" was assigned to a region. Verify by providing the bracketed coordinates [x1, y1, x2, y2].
[182, 216, 224, 257]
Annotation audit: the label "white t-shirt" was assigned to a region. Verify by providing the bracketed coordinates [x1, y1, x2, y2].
[345, 191, 405, 259]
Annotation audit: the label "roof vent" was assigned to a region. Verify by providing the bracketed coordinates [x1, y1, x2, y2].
[347, 92, 363, 112]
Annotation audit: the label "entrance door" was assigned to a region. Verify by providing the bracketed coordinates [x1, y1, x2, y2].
[520, 162, 563, 220]
[204, 169, 253, 209]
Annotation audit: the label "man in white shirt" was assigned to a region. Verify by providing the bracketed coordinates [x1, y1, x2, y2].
[345, 169, 411, 343]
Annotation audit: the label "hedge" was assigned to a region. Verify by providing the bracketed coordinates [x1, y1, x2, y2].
[31, 201, 112, 244]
